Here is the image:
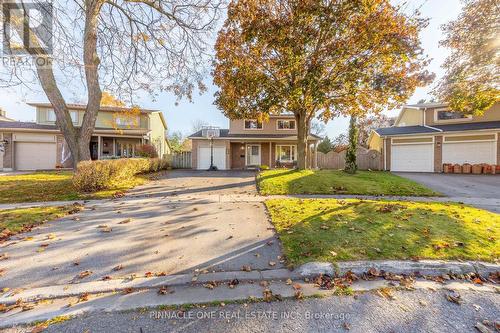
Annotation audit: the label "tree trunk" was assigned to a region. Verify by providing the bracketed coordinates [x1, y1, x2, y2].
[344, 115, 358, 174]
[33, 0, 103, 169]
[295, 113, 309, 170]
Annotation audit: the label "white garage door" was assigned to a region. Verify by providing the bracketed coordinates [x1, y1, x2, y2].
[442, 141, 496, 165]
[198, 147, 226, 170]
[15, 142, 57, 170]
[391, 143, 434, 172]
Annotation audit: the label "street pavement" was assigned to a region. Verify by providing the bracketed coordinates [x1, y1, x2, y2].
[7, 288, 498, 333]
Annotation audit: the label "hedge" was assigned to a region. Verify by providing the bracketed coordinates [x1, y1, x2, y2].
[73, 158, 169, 192]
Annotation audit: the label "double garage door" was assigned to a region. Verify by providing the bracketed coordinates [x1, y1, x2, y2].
[197, 147, 226, 170]
[14, 134, 57, 170]
[391, 135, 497, 172]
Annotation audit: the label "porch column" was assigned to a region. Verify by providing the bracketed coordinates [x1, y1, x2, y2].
[97, 135, 101, 160]
[112, 138, 116, 156]
[269, 142, 272, 168]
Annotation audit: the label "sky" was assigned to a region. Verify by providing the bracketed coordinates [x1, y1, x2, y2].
[0, 0, 463, 138]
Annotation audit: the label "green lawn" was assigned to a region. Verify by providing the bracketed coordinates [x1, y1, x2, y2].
[0, 206, 77, 236]
[0, 171, 146, 204]
[258, 169, 439, 196]
[265, 199, 499, 266]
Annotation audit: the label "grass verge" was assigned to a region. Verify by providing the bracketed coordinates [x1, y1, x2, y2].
[257, 169, 439, 196]
[0, 171, 149, 204]
[0, 205, 78, 238]
[265, 198, 499, 265]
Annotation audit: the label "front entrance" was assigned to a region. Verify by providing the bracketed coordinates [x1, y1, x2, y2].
[90, 142, 98, 160]
[246, 144, 261, 166]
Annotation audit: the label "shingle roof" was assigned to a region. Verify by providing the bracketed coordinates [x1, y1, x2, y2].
[0, 121, 58, 130]
[0, 121, 149, 133]
[27, 103, 159, 113]
[188, 129, 321, 140]
[434, 121, 500, 132]
[375, 121, 500, 136]
[375, 126, 440, 136]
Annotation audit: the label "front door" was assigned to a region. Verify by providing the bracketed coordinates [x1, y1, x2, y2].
[90, 142, 98, 160]
[246, 144, 261, 166]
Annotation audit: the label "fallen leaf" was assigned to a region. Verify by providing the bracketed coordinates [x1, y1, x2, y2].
[145, 272, 153, 278]
[446, 291, 462, 304]
[285, 278, 292, 285]
[158, 286, 172, 295]
[228, 279, 239, 289]
[118, 219, 132, 224]
[241, 265, 252, 272]
[268, 261, 276, 267]
[122, 288, 134, 294]
[113, 265, 123, 271]
[77, 270, 92, 279]
[329, 251, 338, 257]
[102, 276, 112, 281]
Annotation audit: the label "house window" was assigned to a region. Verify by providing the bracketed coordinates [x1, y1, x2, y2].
[116, 116, 139, 127]
[244, 119, 263, 129]
[276, 145, 296, 162]
[277, 119, 296, 130]
[47, 110, 78, 123]
[436, 110, 471, 121]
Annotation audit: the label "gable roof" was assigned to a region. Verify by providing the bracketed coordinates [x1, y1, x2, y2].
[188, 129, 321, 140]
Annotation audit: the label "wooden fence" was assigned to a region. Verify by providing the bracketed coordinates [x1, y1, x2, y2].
[165, 151, 192, 169]
[317, 149, 382, 170]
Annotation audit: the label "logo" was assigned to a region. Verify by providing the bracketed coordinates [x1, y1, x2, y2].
[2, 0, 53, 56]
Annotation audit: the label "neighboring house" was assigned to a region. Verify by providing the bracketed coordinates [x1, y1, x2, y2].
[368, 102, 500, 172]
[0, 108, 14, 122]
[0, 103, 169, 171]
[188, 115, 321, 170]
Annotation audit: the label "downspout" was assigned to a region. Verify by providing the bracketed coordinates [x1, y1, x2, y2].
[422, 107, 443, 132]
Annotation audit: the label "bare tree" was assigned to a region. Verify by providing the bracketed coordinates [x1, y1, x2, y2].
[1, 0, 223, 167]
[190, 119, 209, 133]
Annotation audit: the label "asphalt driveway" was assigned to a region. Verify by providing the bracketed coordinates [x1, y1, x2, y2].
[394, 172, 500, 198]
[0, 171, 283, 290]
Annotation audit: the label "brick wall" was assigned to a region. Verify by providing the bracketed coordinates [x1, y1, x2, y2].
[384, 138, 391, 170]
[2, 133, 13, 170]
[434, 135, 443, 172]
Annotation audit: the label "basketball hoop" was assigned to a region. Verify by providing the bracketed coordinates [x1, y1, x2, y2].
[201, 126, 220, 171]
[202, 126, 220, 139]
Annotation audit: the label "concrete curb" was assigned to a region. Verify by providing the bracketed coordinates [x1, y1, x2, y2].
[2, 260, 498, 306]
[296, 260, 500, 278]
[0, 269, 294, 305]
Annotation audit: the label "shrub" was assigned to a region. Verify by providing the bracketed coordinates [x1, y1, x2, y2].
[135, 144, 159, 158]
[260, 164, 269, 170]
[73, 158, 169, 192]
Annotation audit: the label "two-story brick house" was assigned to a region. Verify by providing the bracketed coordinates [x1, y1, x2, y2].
[0, 103, 169, 171]
[188, 115, 321, 170]
[368, 102, 500, 172]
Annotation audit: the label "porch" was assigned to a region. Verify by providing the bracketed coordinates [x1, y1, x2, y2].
[229, 141, 318, 169]
[89, 135, 146, 160]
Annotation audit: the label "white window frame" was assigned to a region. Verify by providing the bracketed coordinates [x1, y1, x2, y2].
[276, 144, 296, 162]
[245, 143, 261, 166]
[434, 108, 472, 123]
[244, 119, 263, 130]
[276, 119, 296, 130]
[116, 116, 140, 127]
[47, 110, 78, 124]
